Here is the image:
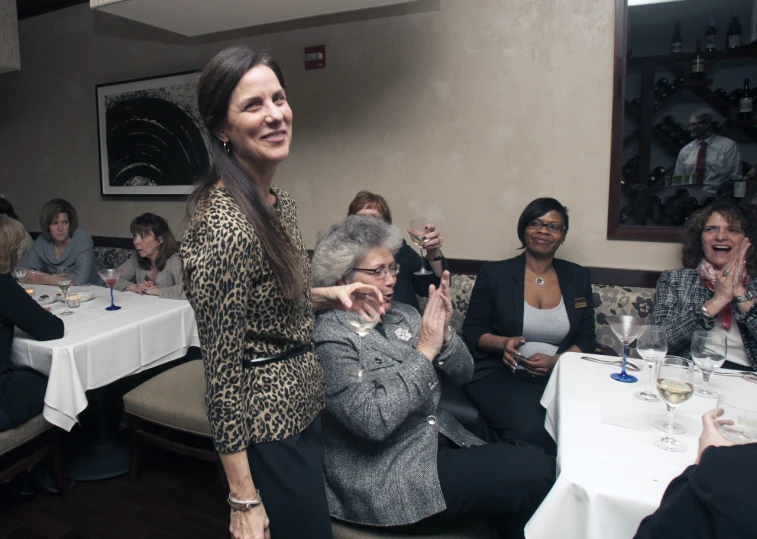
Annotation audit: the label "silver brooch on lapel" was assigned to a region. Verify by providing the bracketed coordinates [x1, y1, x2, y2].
[395, 327, 412, 341]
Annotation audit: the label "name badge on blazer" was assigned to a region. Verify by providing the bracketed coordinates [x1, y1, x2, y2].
[574, 297, 588, 309]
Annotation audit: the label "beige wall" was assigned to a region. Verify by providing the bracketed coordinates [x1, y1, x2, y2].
[0, 0, 682, 270]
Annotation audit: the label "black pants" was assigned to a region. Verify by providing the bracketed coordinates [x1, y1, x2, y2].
[0, 368, 48, 431]
[466, 368, 556, 456]
[389, 437, 556, 539]
[219, 416, 333, 539]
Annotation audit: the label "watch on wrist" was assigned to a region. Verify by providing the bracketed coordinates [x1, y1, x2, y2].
[735, 290, 755, 304]
[227, 490, 262, 512]
[426, 250, 444, 262]
[700, 303, 716, 320]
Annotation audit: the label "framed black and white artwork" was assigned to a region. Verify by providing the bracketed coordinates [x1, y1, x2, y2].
[96, 71, 210, 196]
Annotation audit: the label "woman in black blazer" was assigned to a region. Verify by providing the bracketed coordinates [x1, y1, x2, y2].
[463, 198, 596, 454]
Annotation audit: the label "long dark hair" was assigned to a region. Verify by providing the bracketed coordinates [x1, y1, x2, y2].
[130, 213, 179, 271]
[188, 47, 305, 300]
[682, 201, 757, 272]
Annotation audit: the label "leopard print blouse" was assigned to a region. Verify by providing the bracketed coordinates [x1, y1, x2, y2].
[181, 186, 324, 453]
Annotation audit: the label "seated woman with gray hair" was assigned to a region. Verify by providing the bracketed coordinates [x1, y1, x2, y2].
[312, 215, 555, 538]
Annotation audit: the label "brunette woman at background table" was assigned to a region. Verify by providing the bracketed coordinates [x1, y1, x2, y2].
[462, 198, 596, 454]
[113, 213, 185, 299]
[0, 215, 63, 431]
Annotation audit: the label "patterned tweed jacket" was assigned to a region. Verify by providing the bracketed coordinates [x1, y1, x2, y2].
[653, 268, 757, 369]
[314, 302, 484, 527]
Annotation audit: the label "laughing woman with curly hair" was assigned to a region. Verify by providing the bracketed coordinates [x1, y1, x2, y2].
[653, 201, 757, 372]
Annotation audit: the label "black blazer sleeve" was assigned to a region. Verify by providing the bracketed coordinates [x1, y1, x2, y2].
[634, 444, 757, 539]
[462, 263, 497, 360]
[568, 264, 596, 354]
[0, 275, 64, 342]
[407, 248, 447, 299]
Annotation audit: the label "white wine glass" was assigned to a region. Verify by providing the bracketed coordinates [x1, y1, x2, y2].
[652, 356, 695, 452]
[691, 330, 727, 399]
[634, 325, 667, 402]
[607, 315, 647, 383]
[345, 292, 381, 382]
[409, 217, 432, 276]
[56, 273, 74, 316]
[98, 269, 122, 311]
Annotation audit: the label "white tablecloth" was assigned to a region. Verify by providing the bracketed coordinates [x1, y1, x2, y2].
[11, 285, 199, 431]
[525, 352, 757, 539]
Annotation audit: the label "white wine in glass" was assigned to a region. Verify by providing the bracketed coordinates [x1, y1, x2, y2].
[57, 275, 74, 316]
[409, 218, 432, 276]
[652, 356, 694, 452]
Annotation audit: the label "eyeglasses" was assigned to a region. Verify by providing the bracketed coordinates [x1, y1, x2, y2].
[527, 219, 566, 233]
[353, 264, 400, 278]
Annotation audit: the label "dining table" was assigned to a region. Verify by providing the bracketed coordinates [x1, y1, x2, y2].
[524, 351, 757, 539]
[12, 284, 199, 432]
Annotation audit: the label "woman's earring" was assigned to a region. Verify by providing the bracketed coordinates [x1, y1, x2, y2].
[223, 141, 231, 155]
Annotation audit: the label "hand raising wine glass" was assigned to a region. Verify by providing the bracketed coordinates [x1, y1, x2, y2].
[409, 218, 432, 276]
[653, 356, 695, 452]
[345, 292, 381, 381]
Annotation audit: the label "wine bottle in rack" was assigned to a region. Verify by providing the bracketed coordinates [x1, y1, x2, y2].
[740, 79, 753, 120]
[706, 18, 717, 51]
[727, 11, 742, 49]
[691, 41, 705, 80]
[671, 22, 683, 54]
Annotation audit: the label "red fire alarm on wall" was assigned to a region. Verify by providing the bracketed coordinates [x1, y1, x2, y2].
[304, 45, 326, 70]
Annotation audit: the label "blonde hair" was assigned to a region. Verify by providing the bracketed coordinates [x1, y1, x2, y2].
[0, 214, 25, 274]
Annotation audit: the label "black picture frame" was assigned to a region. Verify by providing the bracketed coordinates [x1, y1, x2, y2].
[95, 70, 210, 197]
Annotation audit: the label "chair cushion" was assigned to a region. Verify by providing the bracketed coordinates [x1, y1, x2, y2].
[123, 360, 211, 437]
[0, 414, 52, 457]
[331, 520, 493, 539]
[592, 284, 656, 356]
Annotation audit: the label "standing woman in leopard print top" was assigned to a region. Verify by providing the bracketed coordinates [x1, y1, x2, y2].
[181, 47, 380, 539]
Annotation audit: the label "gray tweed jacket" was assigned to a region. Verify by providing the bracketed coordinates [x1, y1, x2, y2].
[314, 302, 484, 527]
[653, 268, 757, 369]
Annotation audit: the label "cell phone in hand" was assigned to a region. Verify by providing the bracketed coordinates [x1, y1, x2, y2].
[514, 353, 528, 365]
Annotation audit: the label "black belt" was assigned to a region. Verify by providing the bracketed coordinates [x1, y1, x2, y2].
[242, 342, 313, 369]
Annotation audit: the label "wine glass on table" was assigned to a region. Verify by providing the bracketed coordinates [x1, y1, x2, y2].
[98, 269, 122, 311]
[56, 274, 74, 316]
[13, 265, 28, 284]
[345, 292, 381, 382]
[652, 356, 695, 452]
[690, 330, 727, 399]
[634, 325, 667, 402]
[607, 315, 647, 383]
[409, 218, 432, 276]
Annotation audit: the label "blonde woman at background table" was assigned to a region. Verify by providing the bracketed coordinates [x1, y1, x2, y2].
[21, 198, 101, 286]
[0, 215, 63, 431]
[113, 213, 185, 299]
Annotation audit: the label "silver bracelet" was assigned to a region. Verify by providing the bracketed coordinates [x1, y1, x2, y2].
[228, 490, 263, 512]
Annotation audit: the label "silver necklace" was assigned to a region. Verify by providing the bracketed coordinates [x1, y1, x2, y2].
[525, 267, 547, 286]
